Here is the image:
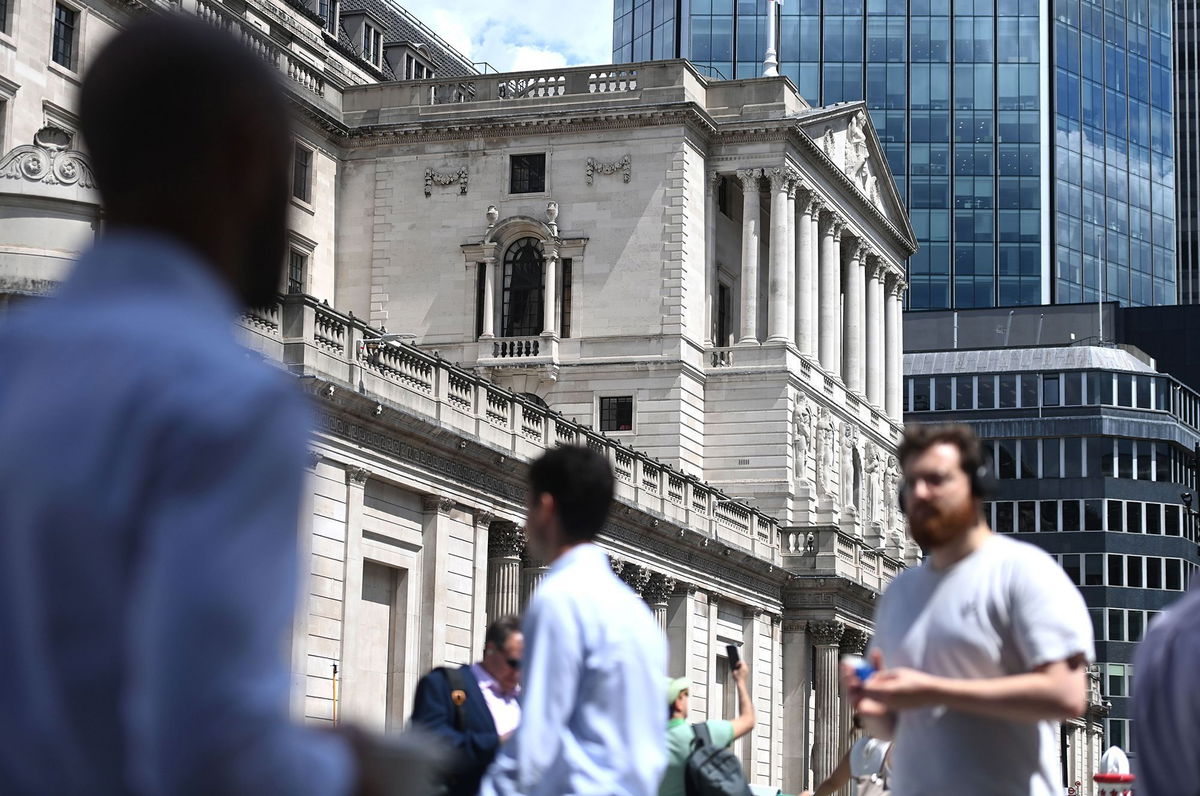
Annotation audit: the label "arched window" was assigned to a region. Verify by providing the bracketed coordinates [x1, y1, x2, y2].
[502, 237, 544, 337]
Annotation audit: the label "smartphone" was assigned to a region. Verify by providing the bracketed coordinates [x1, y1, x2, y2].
[726, 643, 740, 668]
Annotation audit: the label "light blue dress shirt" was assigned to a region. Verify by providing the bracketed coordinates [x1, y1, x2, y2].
[481, 543, 667, 796]
[0, 232, 353, 794]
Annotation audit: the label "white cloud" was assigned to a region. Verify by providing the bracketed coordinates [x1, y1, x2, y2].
[393, 0, 612, 73]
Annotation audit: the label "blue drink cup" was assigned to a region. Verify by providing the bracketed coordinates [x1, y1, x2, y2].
[842, 654, 875, 682]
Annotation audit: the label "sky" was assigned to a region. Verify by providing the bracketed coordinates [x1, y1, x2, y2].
[395, 0, 614, 73]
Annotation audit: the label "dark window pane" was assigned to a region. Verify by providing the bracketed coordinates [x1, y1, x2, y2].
[977, 375, 996, 408]
[1117, 373, 1134, 406]
[1043, 438, 1061, 477]
[1019, 440, 1037, 478]
[292, 146, 312, 203]
[287, 250, 305, 294]
[1147, 558, 1163, 589]
[501, 237, 544, 337]
[1128, 555, 1144, 587]
[1136, 442, 1152, 480]
[1063, 553, 1081, 584]
[599, 395, 634, 432]
[1108, 499, 1123, 532]
[1127, 501, 1143, 533]
[1064, 372, 1083, 405]
[1085, 554, 1104, 585]
[1108, 556, 1124, 586]
[510, 153, 547, 193]
[999, 374, 1018, 408]
[913, 377, 931, 411]
[1018, 500, 1036, 531]
[1108, 608, 1125, 640]
[1064, 438, 1084, 477]
[1118, 438, 1134, 479]
[1041, 501, 1059, 532]
[995, 501, 1014, 533]
[560, 259, 572, 339]
[1166, 505, 1181, 535]
[997, 439, 1017, 479]
[1063, 499, 1082, 531]
[52, 4, 76, 68]
[1129, 611, 1144, 642]
[955, 376, 974, 410]
[1020, 374, 1039, 407]
[934, 377, 952, 410]
[1043, 374, 1061, 406]
[1167, 559, 1183, 590]
[1146, 503, 1162, 534]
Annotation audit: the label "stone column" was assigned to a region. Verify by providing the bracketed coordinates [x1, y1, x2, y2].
[541, 244, 558, 338]
[885, 275, 905, 421]
[767, 168, 791, 343]
[486, 521, 524, 622]
[781, 619, 811, 794]
[810, 204, 822, 360]
[809, 619, 845, 787]
[795, 191, 816, 356]
[786, 178, 798, 344]
[838, 626, 870, 787]
[479, 243, 497, 339]
[842, 242, 865, 393]
[865, 255, 885, 408]
[643, 572, 677, 634]
[706, 171, 721, 347]
[737, 168, 762, 345]
[818, 212, 842, 374]
[420, 495, 457, 671]
[520, 547, 548, 612]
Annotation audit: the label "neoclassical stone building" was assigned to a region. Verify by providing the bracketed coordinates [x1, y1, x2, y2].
[0, 0, 917, 790]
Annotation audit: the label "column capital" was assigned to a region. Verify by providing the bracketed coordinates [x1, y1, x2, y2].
[642, 572, 677, 606]
[736, 167, 763, 190]
[866, 255, 887, 282]
[767, 166, 791, 191]
[807, 619, 846, 646]
[743, 605, 765, 620]
[421, 494, 455, 514]
[850, 241, 868, 262]
[888, 273, 909, 297]
[347, 466, 371, 486]
[830, 220, 845, 243]
[840, 626, 870, 655]
[474, 509, 496, 528]
[708, 169, 723, 188]
[487, 521, 526, 558]
[786, 179, 800, 199]
[307, 451, 324, 470]
[480, 241, 498, 259]
[800, 192, 820, 216]
[618, 562, 651, 595]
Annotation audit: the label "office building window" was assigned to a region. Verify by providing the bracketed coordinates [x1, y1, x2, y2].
[52, 4, 79, 70]
[599, 396, 634, 432]
[510, 153, 546, 194]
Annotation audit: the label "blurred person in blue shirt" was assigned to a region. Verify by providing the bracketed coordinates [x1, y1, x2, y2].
[0, 16, 359, 795]
[481, 446, 667, 796]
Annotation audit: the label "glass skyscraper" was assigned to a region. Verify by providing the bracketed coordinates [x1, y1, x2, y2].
[613, 0, 1176, 310]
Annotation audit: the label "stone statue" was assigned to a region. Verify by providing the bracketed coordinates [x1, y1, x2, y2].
[885, 455, 901, 530]
[845, 112, 868, 174]
[863, 444, 882, 522]
[842, 424, 859, 512]
[794, 398, 813, 486]
[816, 408, 837, 497]
[821, 126, 836, 159]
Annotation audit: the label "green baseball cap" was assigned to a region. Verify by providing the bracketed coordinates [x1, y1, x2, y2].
[666, 676, 690, 705]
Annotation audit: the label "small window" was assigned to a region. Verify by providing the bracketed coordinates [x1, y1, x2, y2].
[363, 23, 383, 67]
[977, 375, 996, 409]
[475, 263, 486, 339]
[599, 396, 634, 432]
[510, 153, 547, 194]
[717, 177, 730, 217]
[1042, 374, 1060, 407]
[318, 0, 338, 35]
[287, 250, 307, 294]
[292, 144, 313, 203]
[955, 376, 974, 410]
[716, 282, 732, 346]
[52, 4, 79, 70]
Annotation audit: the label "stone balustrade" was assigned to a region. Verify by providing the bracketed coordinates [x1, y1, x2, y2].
[237, 293, 778, 562]
[780, 526, 905, 594]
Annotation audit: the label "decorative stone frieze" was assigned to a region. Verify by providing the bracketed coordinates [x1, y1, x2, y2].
[585, 154, 631, 184]
[424, 166, 468, 197]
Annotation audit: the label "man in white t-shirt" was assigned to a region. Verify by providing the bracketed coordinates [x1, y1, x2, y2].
[846, 423, 1094, 796]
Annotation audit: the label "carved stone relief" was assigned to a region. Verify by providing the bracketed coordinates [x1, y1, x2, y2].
[0, 126, 96, 189]
[585, 154, 631, 185]
[424, 166, 468, 197]
[793, 396, 814, 487]
[816, 407, 838, 498]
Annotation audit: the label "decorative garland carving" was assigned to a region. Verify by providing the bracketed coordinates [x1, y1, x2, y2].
[585, 154, 631, 185]
[0, 127, 96, 189]
[424, 166, 468, 197]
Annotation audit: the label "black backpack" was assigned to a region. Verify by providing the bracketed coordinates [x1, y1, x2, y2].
[684, 722, 754, 796]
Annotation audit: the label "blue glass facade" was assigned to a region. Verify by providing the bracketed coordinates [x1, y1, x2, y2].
[614, 0, 1176, 310]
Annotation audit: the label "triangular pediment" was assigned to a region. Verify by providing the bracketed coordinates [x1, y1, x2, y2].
[796, 103, 916, 250]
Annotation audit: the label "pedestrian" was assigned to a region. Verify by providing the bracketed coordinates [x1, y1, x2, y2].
[800, 716, 891, 796]
[845, 423, 1093, 796]
[481, 446, 667, 796]
[411, 616, 525, 795]
[658, 662, 756, 796]
[1130, 583, 1200, 795]
[0, 16, 366, 794]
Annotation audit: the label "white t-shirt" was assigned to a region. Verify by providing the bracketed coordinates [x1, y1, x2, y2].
[869, 534, 1094, 796]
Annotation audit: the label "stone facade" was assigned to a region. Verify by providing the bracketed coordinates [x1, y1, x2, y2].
[0, 1, 917, 791]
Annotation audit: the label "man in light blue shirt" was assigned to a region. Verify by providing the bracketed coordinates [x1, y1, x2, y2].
[482, 447, 667, 796]
[0, 18, 355, 795]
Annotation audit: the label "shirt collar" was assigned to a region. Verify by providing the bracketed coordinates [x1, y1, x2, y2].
[472, 661, 519, 699]
[548, 542, 609, 575]
[60, 229, 241, 324]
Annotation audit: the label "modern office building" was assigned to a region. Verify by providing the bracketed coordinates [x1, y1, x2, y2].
[1176, 0, 1200, 303]
[614, 0, 1177, 311]
[905, 303, 1200, 762]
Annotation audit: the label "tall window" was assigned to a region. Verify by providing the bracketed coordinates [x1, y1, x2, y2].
[52, 4, 78, 70]
[559, 258, 572, 339]
[287, 250, 307, 294]
[716, 282, 731, 345]
[501, 237, 544, 337]
[0, 0, 10, 35]
[363, 23, 382, 67]
[292, 144, 312, 203]
[510, 154, 546, 194]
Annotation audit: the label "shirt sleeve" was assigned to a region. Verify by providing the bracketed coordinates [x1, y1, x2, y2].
[1009, 548, 1096, 669]
[705, 720, 735, 749]
[481, 593, 583, 795]
[124, 379, 354, 796]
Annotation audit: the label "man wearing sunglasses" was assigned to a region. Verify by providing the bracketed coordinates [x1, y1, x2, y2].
[412, 616, 524, 796]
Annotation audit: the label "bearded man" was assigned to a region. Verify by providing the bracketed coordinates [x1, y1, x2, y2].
[845, 423, 1093, 796]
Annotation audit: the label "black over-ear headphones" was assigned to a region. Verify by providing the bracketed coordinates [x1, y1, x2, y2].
[897, 456, 996, 515]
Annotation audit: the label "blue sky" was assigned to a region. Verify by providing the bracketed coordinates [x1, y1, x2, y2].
[397, 1, 614, 73]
